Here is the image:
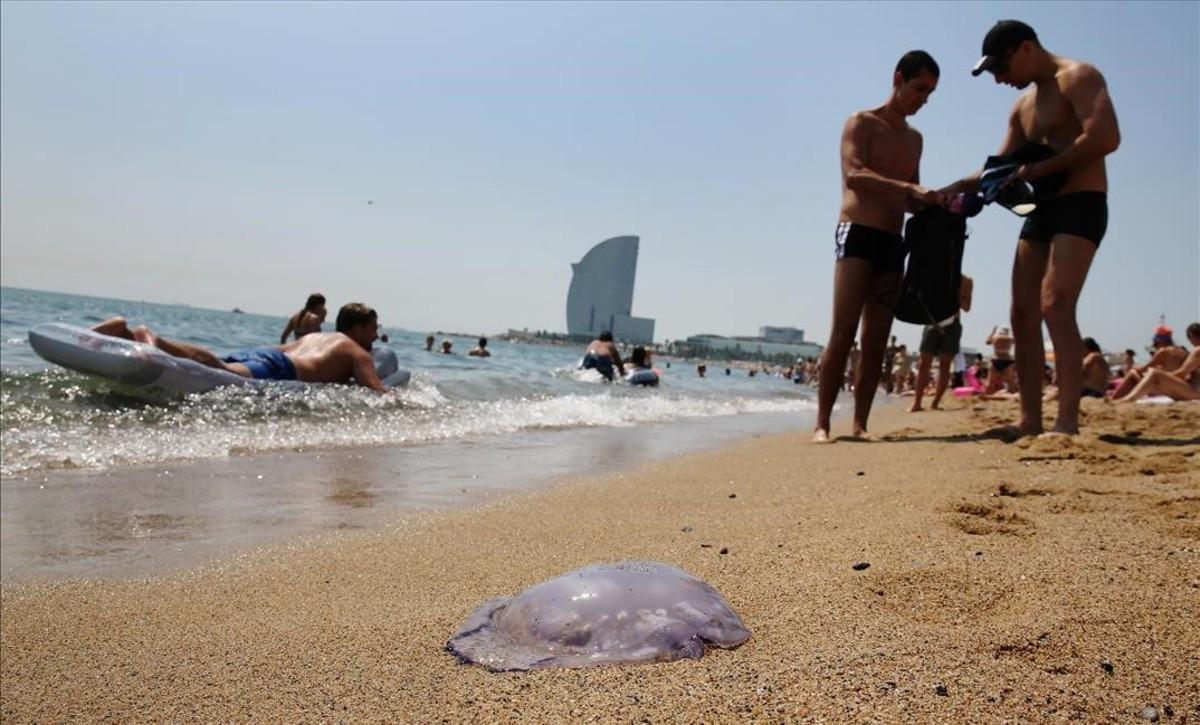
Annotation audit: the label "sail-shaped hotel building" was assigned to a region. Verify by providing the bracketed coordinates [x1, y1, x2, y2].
[566, 235, 655, 343]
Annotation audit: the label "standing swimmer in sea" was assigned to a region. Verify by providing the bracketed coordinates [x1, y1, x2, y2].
[280, 293, 327, 343]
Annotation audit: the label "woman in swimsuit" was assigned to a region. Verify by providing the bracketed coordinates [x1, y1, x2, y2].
[280, 293, 327, 344]
[985, 325, 1017, 395]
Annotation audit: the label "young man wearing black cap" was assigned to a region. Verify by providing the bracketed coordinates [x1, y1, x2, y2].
[943, 20, 1120, 437]
[813, 50, 943, 443]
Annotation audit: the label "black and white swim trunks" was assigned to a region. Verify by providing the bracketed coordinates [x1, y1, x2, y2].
[835, 222, 905, 274]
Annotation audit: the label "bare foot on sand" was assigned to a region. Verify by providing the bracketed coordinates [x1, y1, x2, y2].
[984, 423, 1042, 442]
[812, 428, 831, 444]
[1039, 428, 1078, 440]
[907, 403, 923, 413]
[848, 428, 874, 441]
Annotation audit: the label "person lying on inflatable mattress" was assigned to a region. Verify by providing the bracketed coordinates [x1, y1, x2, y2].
[90, 302, 392, 392]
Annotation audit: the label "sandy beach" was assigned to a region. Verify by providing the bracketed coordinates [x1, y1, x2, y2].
[2, 397, 1197, 722]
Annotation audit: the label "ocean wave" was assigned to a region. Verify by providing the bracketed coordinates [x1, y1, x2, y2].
[1, 368, 814, 476]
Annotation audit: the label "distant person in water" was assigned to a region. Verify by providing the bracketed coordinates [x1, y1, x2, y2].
[625, 346, 659, 387]
[424, 334, 436, 351]
[441, 339, 454, 354]
[91, 303, 391, 392]
[279, 293, 326, 343]
[580, 331, 625, 381]
[468, 337, 491, 357]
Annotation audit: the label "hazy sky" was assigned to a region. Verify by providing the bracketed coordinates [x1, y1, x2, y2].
[2, 1, 1197, 352]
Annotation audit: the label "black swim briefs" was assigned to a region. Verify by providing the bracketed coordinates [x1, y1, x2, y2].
[835, 222, 904, 274]
[1021, 191, 1108, 248]
[992, 358, 1014, 373]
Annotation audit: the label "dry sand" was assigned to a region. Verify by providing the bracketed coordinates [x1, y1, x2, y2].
[2, 398, 1198, 722]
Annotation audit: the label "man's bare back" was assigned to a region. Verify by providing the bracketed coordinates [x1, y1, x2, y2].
[280, 333, 371, 385]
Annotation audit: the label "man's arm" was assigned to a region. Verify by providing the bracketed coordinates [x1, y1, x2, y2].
[280, 315, 296, 345]
[609, 344, 626, 377]
[940, 100, 1029, 195]
[959, 274, 974, 313]
[350, 346, 388, 393]
[841, 114, 939, 205]
[1021, 65, 1120, 181]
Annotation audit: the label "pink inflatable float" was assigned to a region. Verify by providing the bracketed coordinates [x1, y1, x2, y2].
[953, 366, 986, 397]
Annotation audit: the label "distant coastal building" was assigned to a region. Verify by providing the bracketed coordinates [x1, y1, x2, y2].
[566, 235, 656, 343]
[685, 326, 823, 361]
[758, 326, 805, 344]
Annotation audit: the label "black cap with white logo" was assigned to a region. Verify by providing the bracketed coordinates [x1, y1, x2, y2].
[971, 20, 1038, 76]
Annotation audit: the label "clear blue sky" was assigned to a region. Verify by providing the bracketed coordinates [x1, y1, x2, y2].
[2, 1, 1196, 353]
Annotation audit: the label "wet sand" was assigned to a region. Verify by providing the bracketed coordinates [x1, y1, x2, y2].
[2, 398, 1198, 722]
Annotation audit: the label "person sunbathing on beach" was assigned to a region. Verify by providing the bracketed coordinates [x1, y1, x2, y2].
[1109, 325, 1188, 399]
[1114, 323, 1200, 403]
[91, 303, 391, 392]
[813, 50, 943, 442]
[279, 292, 326, 343]
[1044, 336, 1108, 401]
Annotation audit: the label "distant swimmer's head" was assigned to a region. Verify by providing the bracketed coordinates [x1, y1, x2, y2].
[1187, 323, 1200, 345]
[630, 346, 648, 367]
[304, 292, 328, 321]
[336, 303, 379, 348]
[425, 334, 435, 350]
[893, 50, 939, 116]
[971, 20, 1039, 88]
[441, 339, 453, 353]
[478, 337, 488, 348]
[598, 331, 613, 342]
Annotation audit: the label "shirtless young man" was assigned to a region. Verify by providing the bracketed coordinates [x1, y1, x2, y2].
[944, 20, 1121, 436]
[813, 50, 943, 443]
[92, 302, 390, 392]
[580, 331, 626, 382]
